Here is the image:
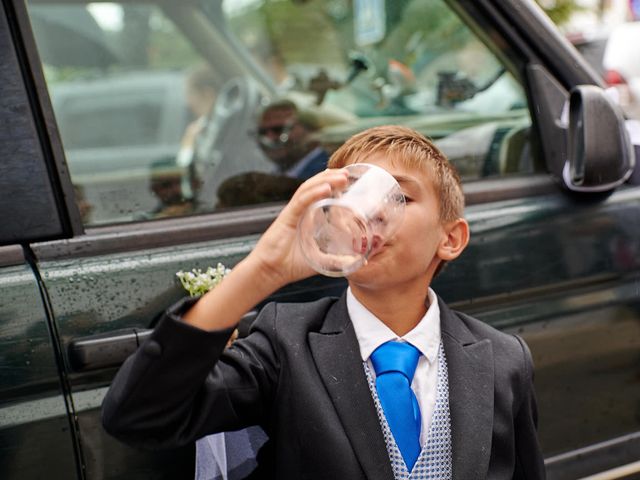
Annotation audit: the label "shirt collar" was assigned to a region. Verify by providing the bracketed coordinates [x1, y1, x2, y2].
[347, 287, 440, 365]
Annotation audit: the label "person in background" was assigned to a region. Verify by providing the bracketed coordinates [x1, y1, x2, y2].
[177, 65, 218, 199]
[73, 184, 93, 224]
[256, 99, 329, 179]
[147, 158, 201, 218]
[215, 99, 330, 209]
[180, 65, 218, 156]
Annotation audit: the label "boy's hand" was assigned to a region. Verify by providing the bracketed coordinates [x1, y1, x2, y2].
[183, 168, 348, 332]
[247, 168, 349, 289]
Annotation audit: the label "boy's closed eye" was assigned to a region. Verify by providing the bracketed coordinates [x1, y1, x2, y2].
[400, 192, 414, 203]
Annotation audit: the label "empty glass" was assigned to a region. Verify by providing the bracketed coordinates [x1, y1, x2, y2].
[297, 163, 406, 277]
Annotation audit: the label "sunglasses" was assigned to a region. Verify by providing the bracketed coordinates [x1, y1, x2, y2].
[257, 123, 295, 137]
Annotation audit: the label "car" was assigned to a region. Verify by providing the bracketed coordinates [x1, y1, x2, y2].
[570, 22, 640, 119]
[1, 0, 639, 479]
[602, 21, 640, 118]
[49, 70, 190, 223]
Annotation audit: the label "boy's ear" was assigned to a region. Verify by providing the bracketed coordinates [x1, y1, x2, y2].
[437, 218, 470, 261]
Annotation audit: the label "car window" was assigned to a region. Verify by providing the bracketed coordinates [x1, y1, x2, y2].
[27, 0, 539, 226]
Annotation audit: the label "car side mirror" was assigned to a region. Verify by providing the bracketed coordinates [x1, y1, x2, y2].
[563, 85, 635, 192]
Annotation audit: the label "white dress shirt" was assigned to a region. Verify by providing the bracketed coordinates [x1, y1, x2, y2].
[347, 287, 441, 446]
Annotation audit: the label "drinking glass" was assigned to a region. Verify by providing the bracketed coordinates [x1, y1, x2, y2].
[297, 163, 405, 277]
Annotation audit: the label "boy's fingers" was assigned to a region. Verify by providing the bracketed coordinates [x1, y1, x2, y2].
[301, 169, 349, 197]
[288, 183, 333, 217]
[298, 168, 348, 193]
[284, 169, 348, 219]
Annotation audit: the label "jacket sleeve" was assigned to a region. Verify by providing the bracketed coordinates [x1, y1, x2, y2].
[102, 296, 280, 450]
[513, 335, 546, 480]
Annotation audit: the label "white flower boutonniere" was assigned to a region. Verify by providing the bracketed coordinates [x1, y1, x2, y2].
[176, 263, 231, 297]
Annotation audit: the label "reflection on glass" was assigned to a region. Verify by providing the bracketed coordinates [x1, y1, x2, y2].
[27, 0, 535, 226]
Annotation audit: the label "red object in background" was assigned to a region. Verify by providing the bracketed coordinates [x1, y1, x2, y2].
[605, 68, 628, 86]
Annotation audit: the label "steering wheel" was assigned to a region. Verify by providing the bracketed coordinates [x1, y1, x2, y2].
[193, 76, 274, 210]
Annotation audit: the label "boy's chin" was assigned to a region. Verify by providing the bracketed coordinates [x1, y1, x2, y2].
[346, 259, 389, 285]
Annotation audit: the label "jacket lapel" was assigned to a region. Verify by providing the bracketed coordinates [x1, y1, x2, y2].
[308, 294, 394, 480]
[439, 298, 494, 480]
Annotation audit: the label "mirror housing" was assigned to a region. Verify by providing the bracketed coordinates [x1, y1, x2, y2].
[564, 85, 635, 192]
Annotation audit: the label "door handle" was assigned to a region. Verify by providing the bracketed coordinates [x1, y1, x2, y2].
[68, 328, 152, 372]
[67, 310, 258, 372]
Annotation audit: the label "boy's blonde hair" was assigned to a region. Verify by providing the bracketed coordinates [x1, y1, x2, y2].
[327, 125, 464, 222]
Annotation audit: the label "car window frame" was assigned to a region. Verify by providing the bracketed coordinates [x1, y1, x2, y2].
[29, 174, 559, 261]
[1, 0, 83, 246]
[0, 245, 26, 267]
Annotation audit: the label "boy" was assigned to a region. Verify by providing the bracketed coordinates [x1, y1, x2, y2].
[103, 126, 545, 479]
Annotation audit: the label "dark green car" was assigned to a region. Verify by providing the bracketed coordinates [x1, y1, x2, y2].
[1, 0, 639, 478]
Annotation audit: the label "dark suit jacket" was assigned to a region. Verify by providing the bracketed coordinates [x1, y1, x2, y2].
[290, 148, 330, 179]
[102, 294, 545, 479]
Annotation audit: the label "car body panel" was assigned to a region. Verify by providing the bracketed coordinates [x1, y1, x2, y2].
[29, 184, 640, 477]
[0, 254, 78, 478]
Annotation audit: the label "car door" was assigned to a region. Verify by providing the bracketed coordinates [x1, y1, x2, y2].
[6, 0, 640, 479]
[0, 246, 83, 479]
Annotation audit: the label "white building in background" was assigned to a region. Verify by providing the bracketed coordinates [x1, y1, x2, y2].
[564, 0, 636, 34]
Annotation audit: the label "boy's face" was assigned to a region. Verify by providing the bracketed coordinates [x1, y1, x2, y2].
[346, 154, 466, 292]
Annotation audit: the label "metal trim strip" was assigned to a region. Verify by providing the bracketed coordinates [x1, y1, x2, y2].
[31, 176, 558, 260]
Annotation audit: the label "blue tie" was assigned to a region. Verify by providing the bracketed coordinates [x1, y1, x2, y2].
[370, 341, 422, 471]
